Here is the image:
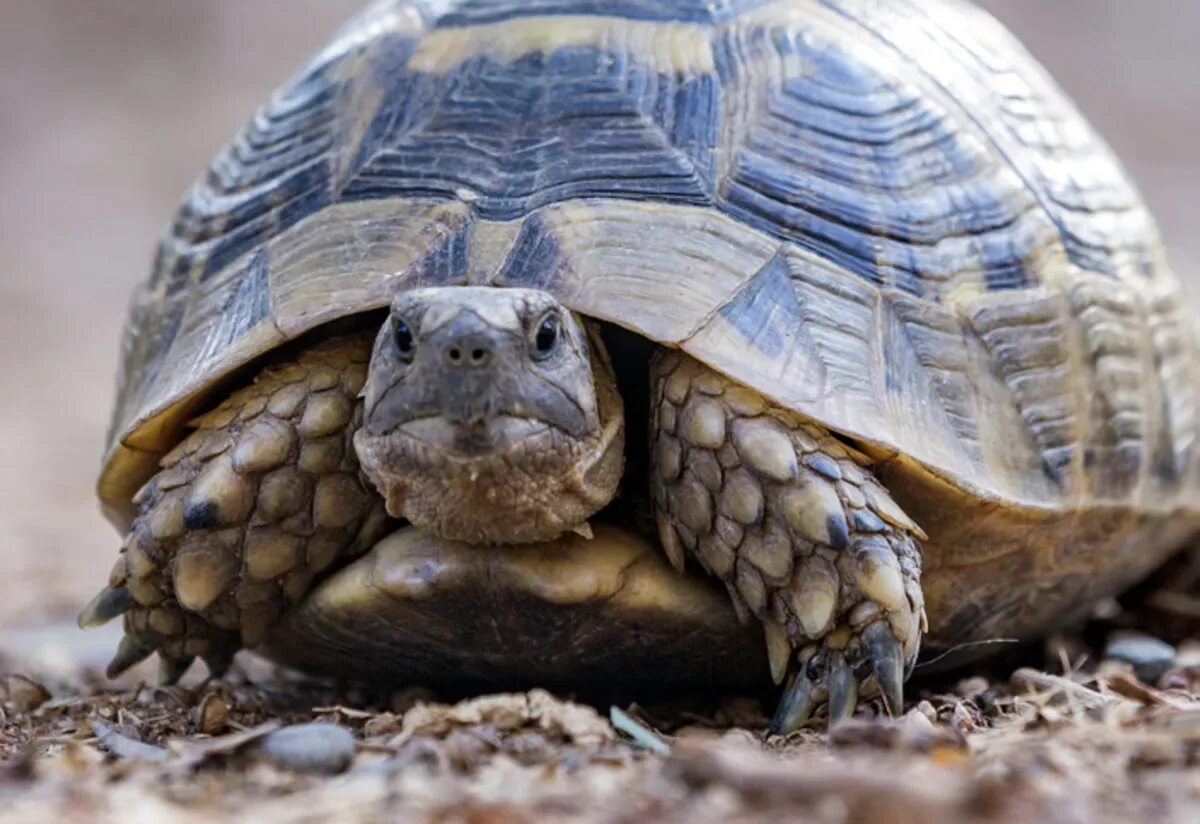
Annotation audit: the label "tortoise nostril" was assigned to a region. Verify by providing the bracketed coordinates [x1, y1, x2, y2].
[443, 340, 493, 369]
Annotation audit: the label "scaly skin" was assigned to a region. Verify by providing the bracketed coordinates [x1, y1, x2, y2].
[650, 350, 927, 728]
[81, 334, 391, 682]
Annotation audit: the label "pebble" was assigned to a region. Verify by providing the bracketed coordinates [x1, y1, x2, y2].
[6, 675, 50, 712]
[259, 723, 356, 774]
[1105, 634, 1176, 684]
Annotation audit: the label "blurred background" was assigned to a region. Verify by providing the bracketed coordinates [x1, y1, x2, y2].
[0, 1, 1197, 632]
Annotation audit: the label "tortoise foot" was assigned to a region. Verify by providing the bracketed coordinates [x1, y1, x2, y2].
[80, 334, 390, 681]
[651, 352, 927, 730]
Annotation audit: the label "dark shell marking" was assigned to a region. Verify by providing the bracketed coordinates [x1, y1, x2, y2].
[104, 0, 1197, 543]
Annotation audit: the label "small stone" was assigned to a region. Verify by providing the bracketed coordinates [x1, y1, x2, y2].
[6, 675, 50, 712]
[259, 723, 356, 774]
[1105, 635, 1176, 684]
[195, 692, 229, 735]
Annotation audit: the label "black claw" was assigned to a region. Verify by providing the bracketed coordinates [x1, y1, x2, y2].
[78, 586, 135, 629]
[864, 622, 904, 716]
[769, 668, 817, 735]
[106, 634, 153, 679]
[827, 653, 857, 723]
[201, 652, 234, 680]
[158, 655, 195, 686]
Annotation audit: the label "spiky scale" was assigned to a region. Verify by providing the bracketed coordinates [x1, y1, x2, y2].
[174, 545, 238, 612]
[313, 474, 368, 530]
[656, 513, 686, 573]
[244, 529, 305, 581]
[698, 532, 735, 578]
[779, 477, 848, 550]
[740, 527, 792, 581]
[655, 435, 683, 482]
[719, 469, 762, 525]
[232, 417, 296, 474]
[298, 436, 345, 475]
[673, 476, 713, 536]
[731, 418, 798, 483]
[298, 392, 352, 438]
[183, 455, 254, 529]
[680, 397, 727, 450]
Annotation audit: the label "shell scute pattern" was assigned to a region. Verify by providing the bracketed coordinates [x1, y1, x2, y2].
[103, 0, 1197, 522]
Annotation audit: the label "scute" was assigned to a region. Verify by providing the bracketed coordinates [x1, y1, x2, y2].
[103, 0, 1198, 538]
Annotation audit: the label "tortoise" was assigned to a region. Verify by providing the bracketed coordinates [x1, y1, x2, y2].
[81, 0, 1200, 730]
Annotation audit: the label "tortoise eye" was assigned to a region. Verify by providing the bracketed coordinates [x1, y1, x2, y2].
[532, 312, 560, 359]
[393, 317, 415, 361]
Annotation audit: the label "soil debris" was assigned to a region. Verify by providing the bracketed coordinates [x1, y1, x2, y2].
[1, 606, 1199, 821]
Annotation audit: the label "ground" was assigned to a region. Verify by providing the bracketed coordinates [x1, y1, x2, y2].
[2, 572, 1200, 822]
[1, 2, 1199, 821]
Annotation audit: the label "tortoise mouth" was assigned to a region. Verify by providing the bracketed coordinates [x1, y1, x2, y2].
[262, 525, 768, 692]
[393, 415, 553, 458]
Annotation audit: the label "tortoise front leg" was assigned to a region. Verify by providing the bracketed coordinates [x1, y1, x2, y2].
[650, 351, 927, 730]
[79, 334, 390, 683]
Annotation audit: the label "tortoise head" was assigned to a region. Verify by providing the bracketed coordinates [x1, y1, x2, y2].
[354, 287, 625, 544]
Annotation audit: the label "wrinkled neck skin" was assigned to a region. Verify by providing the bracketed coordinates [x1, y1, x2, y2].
[354, 287, 625, 545]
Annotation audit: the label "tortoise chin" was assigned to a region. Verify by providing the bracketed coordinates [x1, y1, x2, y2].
[354, 415, 607, 544]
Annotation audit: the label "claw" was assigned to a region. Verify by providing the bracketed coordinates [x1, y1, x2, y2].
[78, 586, 135, 629]
[106, 634, 153, 678]
[201, 651, 234, 680]
[827, 653, 857, 723]
[769, 668, 817, 735]
[764, 621, 791, 686]
[864, 622, 904, 716]
[158, 655, 195, 686]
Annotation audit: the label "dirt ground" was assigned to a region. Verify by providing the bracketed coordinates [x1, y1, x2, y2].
[1, 1, 1199, 821]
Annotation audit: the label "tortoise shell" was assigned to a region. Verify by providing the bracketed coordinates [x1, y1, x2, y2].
[102, 0, 1198, 544]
